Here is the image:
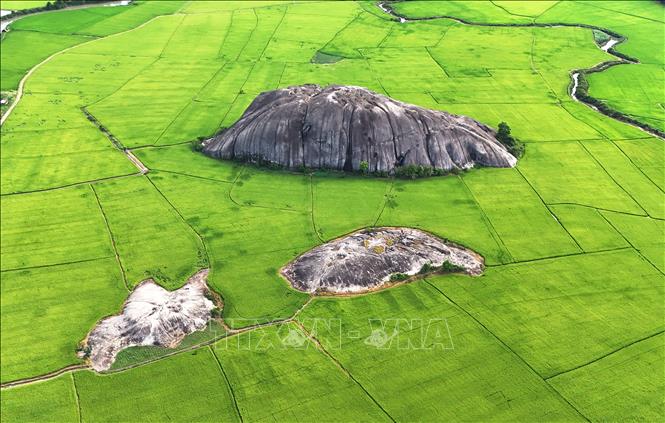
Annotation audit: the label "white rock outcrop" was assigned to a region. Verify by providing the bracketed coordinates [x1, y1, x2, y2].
[83, 269, 215, 371]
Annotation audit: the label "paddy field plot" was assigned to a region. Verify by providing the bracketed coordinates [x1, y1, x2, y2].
[0, 1, 185, 92]
[212, 324, 390, 421]
[0, 1, 663, 421]
[0, 374, 78, 423]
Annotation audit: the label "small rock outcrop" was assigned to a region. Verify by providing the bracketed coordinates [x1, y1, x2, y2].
[281, 228, 483, 294]
[82, 269, 215, 371]
[203, 85, 517, 173]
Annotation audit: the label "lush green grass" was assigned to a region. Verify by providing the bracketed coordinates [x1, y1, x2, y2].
[93, 176, 206, 288]
[110, 320, 227, 371]
[537, 1, 664, 65]
[1, 184, 114, 270]
[312, 173, 390, 240]
[432, 249, 664, 377]
[0, 119, 137, 195]
[549, 204, 628, 252]
[462, 168, 580, 261]
[519, 141, 645, 214]
[212, 324, 390, 421]
[74, 349, 238, 422]
[0, 1, 47, 10]
[582, 139, 665, 219]
[601, 211, 665, 272]
[9, 6, 127, 34]
[377, 175, 510, 264]
[0, 1, 184, 91]
[1, 258, 126, 382]
[0, 1, 663, 421]
[391, 0, 534, 23]
[148, 171, 314, 325]
[0, 31, 88, 91]
[134, 143, 240, 182]
[614, 137, 665, 191]
[549, 333, 665, 421]
[298, 282, 582, 421]
[0, 374, 78, 423]
[588, 64, 665, 131]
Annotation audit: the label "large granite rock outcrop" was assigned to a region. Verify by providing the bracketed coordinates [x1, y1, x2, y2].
[281, 227, 484, 294]
[203, 85, 516, 173]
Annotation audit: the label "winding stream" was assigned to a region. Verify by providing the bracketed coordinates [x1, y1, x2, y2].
[376, 1, 663, 139]
[601, 38, 619, 52]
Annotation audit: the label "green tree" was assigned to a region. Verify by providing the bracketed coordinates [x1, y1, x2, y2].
[497, 122, 514, 147]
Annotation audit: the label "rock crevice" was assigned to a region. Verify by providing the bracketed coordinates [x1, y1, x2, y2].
[203, 85, 517, 173]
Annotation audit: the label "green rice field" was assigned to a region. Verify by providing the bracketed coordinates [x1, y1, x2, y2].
[1, 1, 663, 421]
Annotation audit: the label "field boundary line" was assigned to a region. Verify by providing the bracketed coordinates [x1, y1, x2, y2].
[318, 11, 362, 55]
[578, 141, 652, 217]
[1, 14, 173, 126]
[488, 0, 536, 20]
[534, 1, 561, 19]
[86, 56, 161, 108]
[0, 255, 113, 274]
[130, 139, 193, 150]
[372, 180, 394, 227]
[424, 280, 591, 422]
[70, 373, 83, 423]
[152, 62, 229, 146]
[150, 169, 235, 185]
[597, 211, 665, 276]
[545, 202, 658, 220]
[376, 1, 665, 139]
[580, 2, 664, 24]
[145, 175, 210, 267]
[207, 346, 244, 423]
[1, 364, 87, 389]
[514, 168, 584, 253]
[293, 320, 397, 422]
[0, 173, 140, 197]
[458, 175, 515, 263]
[216, 9, 235, 59]
[545, 329, 665, 381]
[309, 174, 325, 243]
[610, 140, 665, 195]
[157, 13, 186, 58]
[107, 319, 290, 375]
[483, 245, 632, 269]
[91, 184, 130, 291]
[82, 107, 150, 174]
[235, 8, 259, 61]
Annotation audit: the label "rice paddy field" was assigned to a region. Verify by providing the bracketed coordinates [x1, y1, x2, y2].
[1, 1, 663, 422]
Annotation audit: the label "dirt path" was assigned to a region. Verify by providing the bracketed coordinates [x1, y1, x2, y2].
[0, 14, 163, 126]
[124, 149, 149, 174]
[1, 364, 87, 389]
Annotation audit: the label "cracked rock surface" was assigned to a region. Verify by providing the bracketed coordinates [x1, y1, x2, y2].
[281, 227, 483, 294]
[84, 269, 214, 371]
[203, 85, 517, 173]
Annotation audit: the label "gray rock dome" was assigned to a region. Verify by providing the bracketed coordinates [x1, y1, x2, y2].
[203, 85, 517, 173]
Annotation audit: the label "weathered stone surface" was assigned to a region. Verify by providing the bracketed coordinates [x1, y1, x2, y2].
[281, 227, 483, 294]
[203, 85, 517, 173]
[83, 269, 214, 371]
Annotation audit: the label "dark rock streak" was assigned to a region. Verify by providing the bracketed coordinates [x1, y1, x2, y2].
[203, 85, 516, 173]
